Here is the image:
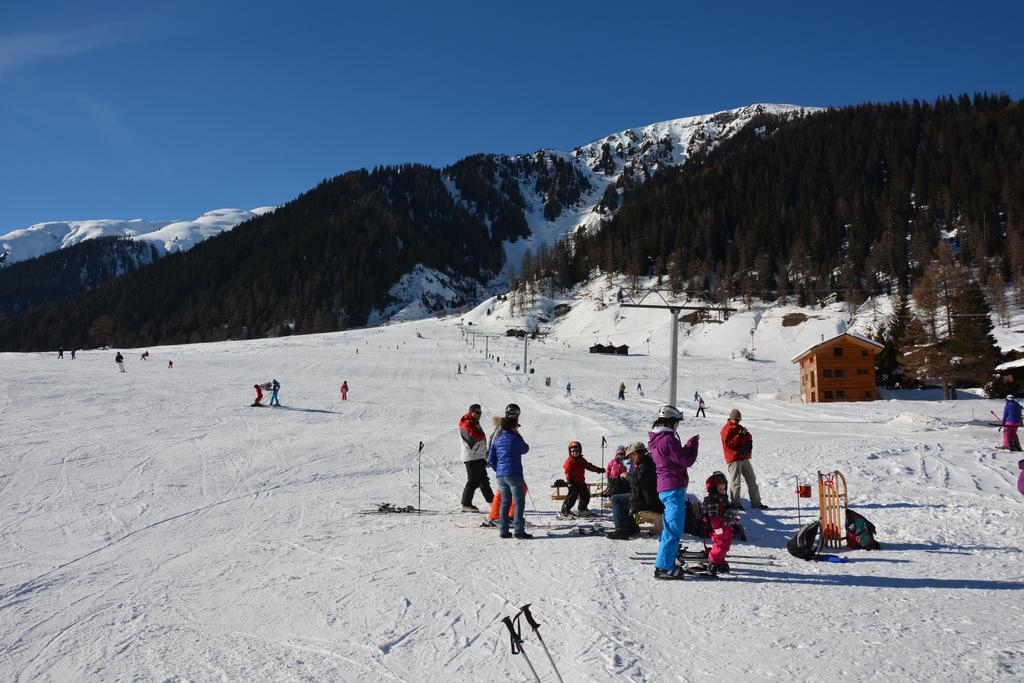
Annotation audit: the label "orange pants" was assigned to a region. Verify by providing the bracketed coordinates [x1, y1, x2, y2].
[489, 483, 529, 520]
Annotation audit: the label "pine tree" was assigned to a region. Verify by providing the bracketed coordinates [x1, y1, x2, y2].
[948, 277, 1002, 389]
[876, 294, 911, 388]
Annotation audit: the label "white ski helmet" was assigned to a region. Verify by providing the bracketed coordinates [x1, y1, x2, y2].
[1007, 395, 1016, 401]
[658, 405, 682, 420]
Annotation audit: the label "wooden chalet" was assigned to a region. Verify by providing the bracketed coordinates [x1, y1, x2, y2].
[791, 332, 882, 403]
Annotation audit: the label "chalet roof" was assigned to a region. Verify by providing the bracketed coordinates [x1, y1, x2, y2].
[790, 331, 883, 364]
[996, 358, 1024, 372]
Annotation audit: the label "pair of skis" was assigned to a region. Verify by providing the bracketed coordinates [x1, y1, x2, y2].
[545, 523, 608, 537]
[630, 546, 777, 577]
[355, 502, 440, 516]
[501, 604, 563, 683]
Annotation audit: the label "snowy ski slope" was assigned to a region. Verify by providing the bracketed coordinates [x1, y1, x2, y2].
[0, 308, 1021, 681]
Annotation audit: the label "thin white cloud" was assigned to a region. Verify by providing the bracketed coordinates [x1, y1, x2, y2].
[0, 22, 136, 73]
[75, 97, 171, 170]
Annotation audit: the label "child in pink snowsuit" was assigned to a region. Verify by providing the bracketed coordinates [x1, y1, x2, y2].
[702, 472, 740, 573]
[1018, 459, 1024, 495]
[606, 445, 628, 482]
[340, 381, 349, 400]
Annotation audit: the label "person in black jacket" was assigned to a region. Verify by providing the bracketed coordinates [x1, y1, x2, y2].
[606, 442, 664, 539]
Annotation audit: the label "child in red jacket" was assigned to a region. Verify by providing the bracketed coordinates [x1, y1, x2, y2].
[702, 471, 744, 574]
[559, 441, 603, 518]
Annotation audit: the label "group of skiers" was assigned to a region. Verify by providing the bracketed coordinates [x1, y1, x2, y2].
[252, 379, 281, 407]
[248, 380, 349, 407]
[456, 400, 768, 576]
[108, 350, 171, 370]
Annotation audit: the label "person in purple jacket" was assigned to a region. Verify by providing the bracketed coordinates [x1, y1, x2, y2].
[648, 405, 700, 580]
[1018, 459, 1024, 495]
[1002, 396, 1022, 451]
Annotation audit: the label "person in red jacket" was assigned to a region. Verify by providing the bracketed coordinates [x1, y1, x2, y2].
[702, 471, 743, 574]
[720, 408, 767, 510]
[340, 381, 349, 400]
[559, 441, 604, 518]
[252, 384, 264, 407]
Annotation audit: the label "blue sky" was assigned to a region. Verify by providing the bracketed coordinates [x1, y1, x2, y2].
[1, 0, 1022, 230]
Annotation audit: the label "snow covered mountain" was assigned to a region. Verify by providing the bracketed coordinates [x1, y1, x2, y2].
[390, 104, 816, 319]
[465, 104, 814, 272]
[0, 207, 276, 267]
[1, 104, 820, 345]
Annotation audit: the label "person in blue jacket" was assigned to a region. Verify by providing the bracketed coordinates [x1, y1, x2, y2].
[487, 403, 532, 539]
[270, 379, 281, 407]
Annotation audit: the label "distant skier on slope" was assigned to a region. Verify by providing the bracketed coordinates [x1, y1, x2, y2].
[637, 382, 643, 397]
[340, 381, 349, 400]
[565, 382, 572, 397]
[115, 352, 125, 372]
[1001, 395, 1022, 451]
[1018, 459, 1024, 494]
[252, 384, 264, 406]
[618, 382, 626, 400]
[57, 346, 64, 359]
[270, 379, 281, 407]
[696, 396, 706, 418]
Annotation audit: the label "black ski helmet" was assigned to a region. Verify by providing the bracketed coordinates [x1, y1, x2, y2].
[705, 471, 728, 493]
[505, 403, 521, 418]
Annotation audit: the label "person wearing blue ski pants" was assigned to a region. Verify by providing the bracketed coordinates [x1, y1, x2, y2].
[655, 488, 688, 571]
[496, 476, 526, 535]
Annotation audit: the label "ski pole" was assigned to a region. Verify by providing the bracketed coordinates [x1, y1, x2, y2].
[418, 441, 424, 514]
[600, 436, 607, 500]
[520, 604, 564, 683]
[501, 615, 541, 683]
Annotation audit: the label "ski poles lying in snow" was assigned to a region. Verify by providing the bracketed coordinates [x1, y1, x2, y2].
[501, 604, 563, 683]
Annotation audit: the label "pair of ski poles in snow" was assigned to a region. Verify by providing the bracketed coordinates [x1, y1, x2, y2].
[501, 604, 563, 683]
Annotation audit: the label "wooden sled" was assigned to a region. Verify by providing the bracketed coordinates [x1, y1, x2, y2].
[550, 482, 604, 500]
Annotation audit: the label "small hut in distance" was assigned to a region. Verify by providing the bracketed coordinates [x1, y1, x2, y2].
[589, 343, 629, 355]
[791, 332, 882, 403]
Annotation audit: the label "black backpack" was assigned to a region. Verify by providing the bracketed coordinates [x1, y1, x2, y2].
[845, 509, 881, 550]
[787, 520, 823, 560]
[685, 499, 706, 538]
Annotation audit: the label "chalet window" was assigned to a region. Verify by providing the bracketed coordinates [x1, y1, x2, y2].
[811, 372, 816, 387]
[857, 368, 869, 375]
[861, 350, 869, 357]
[864, 390, 873, 398]
[836, 390, 846, 400]
[823, 369, 833, 378]
[824, 390, 833, 400]
[835, 369, 845, 378]
[833, 347, 843, 357]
